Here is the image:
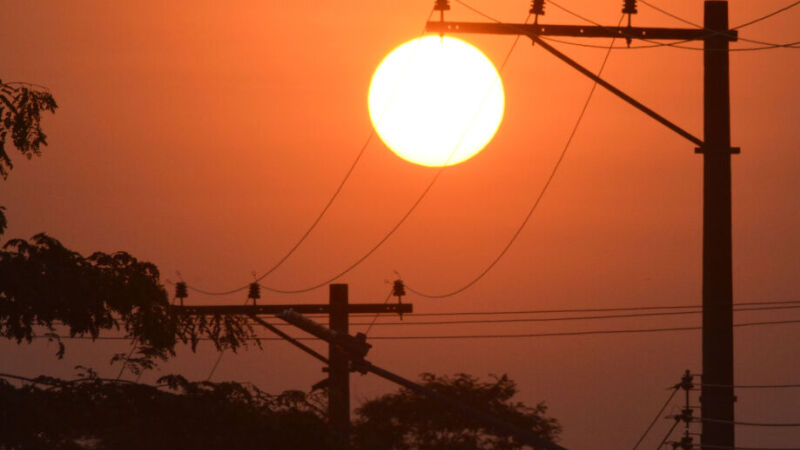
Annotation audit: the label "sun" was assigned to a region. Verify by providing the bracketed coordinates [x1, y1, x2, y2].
[368, 35, 505, 167]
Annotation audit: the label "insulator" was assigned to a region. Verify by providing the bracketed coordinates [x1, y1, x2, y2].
[678, 435, 693, 450]
[530, 0, 545, 16]
[175, 281, 188, 299]
[677, 408, 693, 425]
[248, 282, 261, 300]
[622, 0, 637, 15]
[434, 0, 450, 11]
[679, 370, 694, 391]
[392, 279, 406, 298]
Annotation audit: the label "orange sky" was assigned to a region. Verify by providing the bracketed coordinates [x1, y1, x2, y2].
[2, 1, 800, 448]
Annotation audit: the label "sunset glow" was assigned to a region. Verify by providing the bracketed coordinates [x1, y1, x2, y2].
[368, 35, 505, 167]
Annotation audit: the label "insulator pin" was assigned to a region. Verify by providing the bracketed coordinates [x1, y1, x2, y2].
[248, 282, 261, 302]
[530, 0, 545, 16]
[392, 279, 406, 298]
[175, 281, 188, 305]
[434, 0, 450, 11]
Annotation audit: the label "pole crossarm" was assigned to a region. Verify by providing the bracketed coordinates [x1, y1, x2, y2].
[427, 20, 706, 147]
[425, 22, 737, 42]
[171, 303, 412, 316]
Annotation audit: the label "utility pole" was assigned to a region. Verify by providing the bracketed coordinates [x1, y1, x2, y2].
[426, 2, 737, 449]
[173, 283, 412, 449]
[328, 283, 351, 448]
[277, 309, 568, 450]
[701, 3, 736, 449]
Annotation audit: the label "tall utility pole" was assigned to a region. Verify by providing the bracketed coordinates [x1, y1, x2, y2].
[173, 283, 412, 449]
[427, 2, 738, 449]
[701, 3, 736, 449]
[328, 283, 352, 447]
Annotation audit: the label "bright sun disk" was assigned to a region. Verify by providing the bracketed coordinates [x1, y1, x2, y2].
[368, 35, 505, 167]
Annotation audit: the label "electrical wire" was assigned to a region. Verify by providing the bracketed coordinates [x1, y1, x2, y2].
[696, 446, 800, 450]
[406, 13, 623, 298]
[115, 339, 138, 381]
[184, 8, 436, 297]
[363, 288, 395, 336]
[206, 294, 256, 381]
[400, 300, 800, 317]
[638, 0, 800, 49]
[246, 12, 531, 295]
[733, 0, 800, 30]
[548, 0, 799, 51]
[698, 417, 800, 427]
[631, 387, 680, 450]
[656, 418, 681, 450]
[238, 302, 800, 327]
[36, 317, 800, 342]
[697, 383, 800, 389]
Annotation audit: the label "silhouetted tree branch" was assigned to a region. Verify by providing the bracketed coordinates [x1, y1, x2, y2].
[352, 373, 561, 450]
[0, 80, 57, 179]
[0, 370, 333, 450]
[0, 233, 260, 368]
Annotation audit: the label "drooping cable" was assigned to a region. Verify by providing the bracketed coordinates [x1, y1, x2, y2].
[631, 386, 679, 450]
[363, 288, 395, 336]
[30, 317, 800, 342]
[249, 13, 532, 295]
[549, 0, 799, 51]
[733, 0, 800, 30]
[184, 7, 437, 297]
[406, 12, 624, 299]
[656, 417, 681, 450]
[638, 0, 800, 49]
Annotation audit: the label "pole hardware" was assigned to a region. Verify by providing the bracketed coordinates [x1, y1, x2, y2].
[277, 309, 372, 361]
[426, 3, 738, 448]
[530, 0, 545, 24]
[174, 281, 188, 306]
[393, 279, 407, 319]
[247, 282, 260, 305]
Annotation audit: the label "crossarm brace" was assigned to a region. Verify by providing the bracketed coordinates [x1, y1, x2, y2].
[249, 314, 329, 364]
[527, 34, 704, 147]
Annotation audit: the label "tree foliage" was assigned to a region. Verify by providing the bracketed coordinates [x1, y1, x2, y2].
[0, 370, 334, 450]
[0, 80, 57, 179]
[0, 233, 259, 368]
[352, 373, 561, 450]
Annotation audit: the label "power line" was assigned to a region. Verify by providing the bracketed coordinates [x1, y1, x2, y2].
[363, 287, 395, 336]
[697, 383, 800, 389]
[241, 12, 531, 295]
[341, 304, 800, 327]
[697, 446, 800, 450]
[548, 0, 799, 51]
[638, 0, 800, 49]
[733, 0, 800, 30]
[25, 317, 800, 342]
[698, 417, 800, 427]
[406, 10, 624, 299]
[183, 8, 438, 297]
[631, 386, 680, 450]
[656, 417, 681, 450]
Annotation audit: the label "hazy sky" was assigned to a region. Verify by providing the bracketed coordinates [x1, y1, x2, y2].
[2, 1, 800, 448]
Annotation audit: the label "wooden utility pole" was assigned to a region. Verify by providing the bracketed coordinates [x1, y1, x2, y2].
[701, 3, 736, 449]
[426, 2, 737, 448]
[174, 283, 412, 449]
[328, 283, 351, 447]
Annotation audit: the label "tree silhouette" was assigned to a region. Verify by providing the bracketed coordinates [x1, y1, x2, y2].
[352, 372, 561, 450]
[0, 80, 57, 180]
[0, 370, 334, 450]
[0, 233, 259, 367]
[0, 80, 257, 368]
